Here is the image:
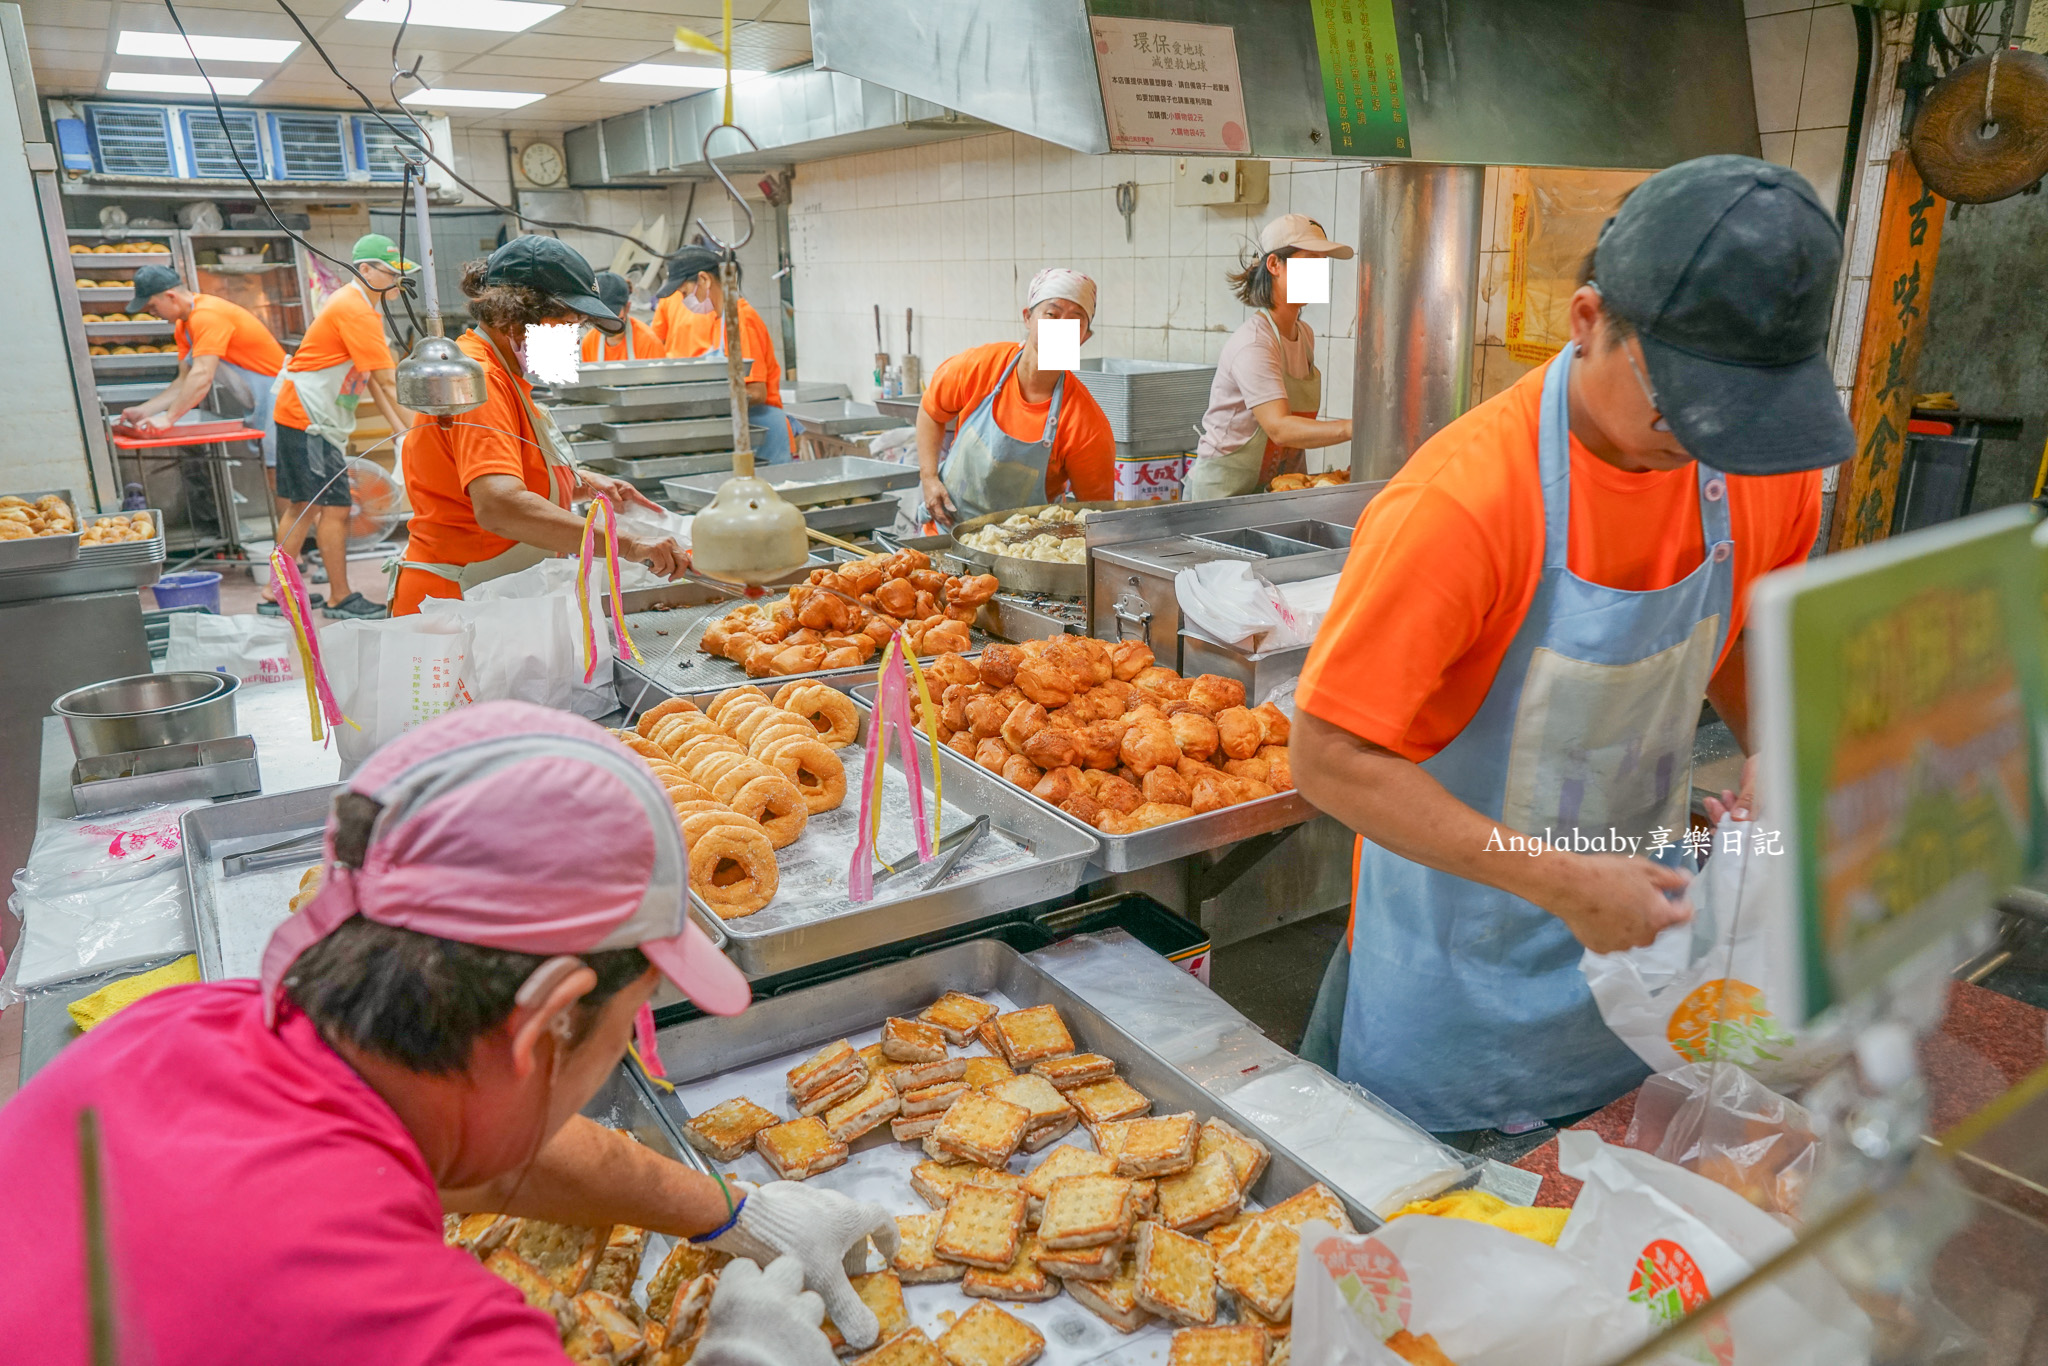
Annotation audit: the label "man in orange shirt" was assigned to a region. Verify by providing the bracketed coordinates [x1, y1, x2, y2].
[581, 272, 663, 362]
[267, 235, 419, 620]
[916, 267, 1114, 525]
[1290, 158, 1849, 1138]
[650, 259, 721, 358]
[120, 264, 286, 470]
[652, 248, 791, 463]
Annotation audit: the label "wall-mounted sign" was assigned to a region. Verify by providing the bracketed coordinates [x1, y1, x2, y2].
[1310, 0, 1410, 157]
[1089, 16, 1250, 154]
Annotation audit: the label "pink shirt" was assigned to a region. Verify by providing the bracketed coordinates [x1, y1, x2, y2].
[0, 980, 568, 1365]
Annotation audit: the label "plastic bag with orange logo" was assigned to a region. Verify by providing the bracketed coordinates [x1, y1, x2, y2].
[1579, 817, 1839, 1091]
[1625, 1062, 1819, 1218]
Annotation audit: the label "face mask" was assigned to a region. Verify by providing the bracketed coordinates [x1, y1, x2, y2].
[682, 290, 715, 315]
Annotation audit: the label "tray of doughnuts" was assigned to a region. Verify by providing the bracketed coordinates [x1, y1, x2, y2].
[0, 489, 81, 571]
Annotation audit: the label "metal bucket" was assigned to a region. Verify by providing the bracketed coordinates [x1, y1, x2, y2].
[54, 671, 240, 759]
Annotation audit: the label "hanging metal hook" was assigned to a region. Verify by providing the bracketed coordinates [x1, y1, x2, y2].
[694, 122, 760, 254]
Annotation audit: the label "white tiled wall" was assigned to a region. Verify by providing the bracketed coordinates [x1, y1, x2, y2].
[1748, 0, 1861, 211]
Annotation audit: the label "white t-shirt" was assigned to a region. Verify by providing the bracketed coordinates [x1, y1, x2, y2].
[1195, 312, 1316, 459]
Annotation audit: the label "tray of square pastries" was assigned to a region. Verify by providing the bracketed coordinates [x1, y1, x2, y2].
[639, 937, 1378, 1366]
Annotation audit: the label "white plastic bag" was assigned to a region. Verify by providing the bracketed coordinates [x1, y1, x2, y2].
[4, 802, 202, 996]
[445, 558, 621, 718]
[162, 612, 302, 685]
[1175, 560, 1312, 653]
[1557, 1131, 1870, 1365]
[321, 614, 475, 773]
[1626, 1062, 1818, 1218]
[1227, 1064, 1473, 1217]
[613, 502, 693, 550]
[1294, 1216, 1645, 1366]
[1580, 817, 1836, 1089]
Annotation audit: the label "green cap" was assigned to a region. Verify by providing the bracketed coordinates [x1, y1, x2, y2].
[485, 235, 621, 334]
[352, 233, 418, 270]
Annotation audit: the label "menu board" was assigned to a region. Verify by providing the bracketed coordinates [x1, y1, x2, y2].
[1750, 506, 2046, 1020]
[1309, 0, 1410, 157]
[1088, 16, 1250, 154]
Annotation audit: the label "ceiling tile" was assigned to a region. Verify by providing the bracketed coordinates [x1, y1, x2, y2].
[25, 26, 112, 54]
[490, 30, 665, 61]
[455, 53, 620, 78]
[534, 6, 681, 40]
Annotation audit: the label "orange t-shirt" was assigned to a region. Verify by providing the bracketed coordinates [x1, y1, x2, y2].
[1296, 364, 1822, 762]
[274, 284, 396, 432]
[399, 331, 555, 569]
[652, 292, 721, 359]
[581, 318, 664, 364]
[174, 294, 284, 377]
[921, 343, 1115, 503]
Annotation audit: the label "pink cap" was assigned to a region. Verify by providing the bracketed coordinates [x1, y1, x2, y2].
[259, 700, 750, 1027]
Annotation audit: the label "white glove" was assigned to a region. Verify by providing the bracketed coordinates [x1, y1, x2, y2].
[705, 1181, 902, 1350]
[689, 1255, 836, 1366]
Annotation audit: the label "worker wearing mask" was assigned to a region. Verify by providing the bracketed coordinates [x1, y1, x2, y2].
[1291, 158, 1843, 1141]
[651, 257, 721, 359]
[392, 237, 683, 617]
[118, 263, 285, 472]
[265, 234, 420, 621]
[916, 267, 1115, 527]
[652, 248, 792, 464]
[1185, 215, 1355, 500]
[581, 271, 663, 362]
[0, 702, 899, 1365]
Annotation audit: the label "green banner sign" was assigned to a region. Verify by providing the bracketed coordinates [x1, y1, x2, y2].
[1752, 507, 2047, 1020]
[1310, 0, 1410, 157]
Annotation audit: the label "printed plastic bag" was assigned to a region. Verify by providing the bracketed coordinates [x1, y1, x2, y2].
[423, 580, 615, 720]
[1557, 1131, 1870, 1365]
[1580, 817, 1836, 1089]
[1294, 1216, 1646, 1366]
[1175, 559, 1311, 653]
[162, 612, 302, 685]
[1626, 1062, 1818, 1218]
[320, 614, 475, 773]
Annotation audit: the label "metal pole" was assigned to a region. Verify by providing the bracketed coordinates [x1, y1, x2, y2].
[1351, 163, 1484, 481]
[411, 174, 443, 338]
[721, 256, 753, 479]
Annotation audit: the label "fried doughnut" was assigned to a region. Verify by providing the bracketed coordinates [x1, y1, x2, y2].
[1049, 636, 1113, 689]
[663, 776, 718, 805]
[1258, 744, 1294, 792]
[1000, 701, 1049, 753]
[1250, 701, 1291, 746]
[726, 772, 808, 848]
[682, 819, 778, 919]
[676, 735, 747, 770]
[709, 686, 769, 721]
[780, 684, 860, 749]
[946, 731, 979, 760]
[1130, 666, 1190, 701]
[756, 734, 848, 814]
[1090, 773, 1145, 814]
[964, 694, 1011, 739]
[635, 696, 701, 739]
[839, 559, 886, 595]
[723, 633, 765, 664]
[747, 718, 818, 756]
[1142, 766, 1193, 807]
[974, 737, 1010, 772]
[1059, 792, 1103, 827]
[710, 758, 781, 804]
[1000, 754, 1043, 789]
[1023, 727, 1081, 772]
[977, 642, 1026, 689]
[652, 714, 721, 752]
[1108, 639, 1155, 681]
[645, 760, 693, 787]
[769, 681, 807, 709]
[1097, 802, 1194, 834]
[920, 619, 972, 656]
[897, 546, 931, 571]
[827, 633, 878, 662]
[769, 643, 827, 676]
[613, 732, 671, 763]
[928, 652, 980, 689]
[949, 573, 1000, 606]
[717, 694, 775, 733]
[1119, 720, 1181, 775]
[1187, 673, 1247, 713]
[862, 616, 900, 648]
[874, 577, 917, 617]
[1221, 755, 1271, 785]
[1215, 706, 1263, 760]
[1032, 765, 1085, 805]
[939, 682, 982, 733]
[731, 704, 798, 746]
[1014, 659, 1075, 709]
[1074, 718, 1129, 770]
[1169, 711, 1221, 763]
[793, 588, 850, 632]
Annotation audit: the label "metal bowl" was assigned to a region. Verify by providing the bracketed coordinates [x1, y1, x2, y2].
[947, 500, 1150, 599]
[54, 671, 240, 759]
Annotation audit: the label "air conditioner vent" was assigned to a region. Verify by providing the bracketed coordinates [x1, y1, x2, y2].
[86, 104, 175, 177]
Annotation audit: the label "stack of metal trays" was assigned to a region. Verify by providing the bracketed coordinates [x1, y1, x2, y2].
[782, 398, 909, 437]
[0, 505, 165, 605]
[1074, 358, 1216, 449]
[0, 487, 82, 573]
[660, 456, 918, 536]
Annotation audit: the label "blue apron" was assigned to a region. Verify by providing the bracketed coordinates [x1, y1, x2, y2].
[940, 344, 1064, 522]
[701, 332, 793, 467]
[1340, 344, 1737, 1132]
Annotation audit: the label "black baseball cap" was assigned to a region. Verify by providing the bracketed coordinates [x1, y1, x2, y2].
[593, 270, 632, 318]
[126, 263, 183, 313]
[1594, 155, 1852, 476]
[485, 235, 621, 334]
[656, 246, 726, 300]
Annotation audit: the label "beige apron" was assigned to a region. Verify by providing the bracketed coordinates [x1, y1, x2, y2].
[393, 331, 580, 594]
[271, 283, 369, 452]
[1182, 312, 1320, 501]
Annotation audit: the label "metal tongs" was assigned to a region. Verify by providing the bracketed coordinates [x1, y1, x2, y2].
[223, 829, 326, 878]
[872, 814, 989, 892]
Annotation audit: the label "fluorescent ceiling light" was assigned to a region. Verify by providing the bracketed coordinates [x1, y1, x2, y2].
[600, 63, 764, 89]
[116, 31, 300, 63]
[400, 86, 546, 109]
[106, 71, 263, 96]
[346, 0, 563, 34]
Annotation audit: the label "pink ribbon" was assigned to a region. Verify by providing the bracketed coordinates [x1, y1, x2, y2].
[575, 495, 643, 683]
[270, 546, 348, 743]
[632, 1001, 667, 1079]
[847, 635, 936, 903]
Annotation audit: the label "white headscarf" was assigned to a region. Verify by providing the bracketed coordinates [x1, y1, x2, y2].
[1025, 267, 1098, 325]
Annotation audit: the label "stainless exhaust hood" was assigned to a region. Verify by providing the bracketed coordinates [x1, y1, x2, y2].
[811, 0, 1760, 168]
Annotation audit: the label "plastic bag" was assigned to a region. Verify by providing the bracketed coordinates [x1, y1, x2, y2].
[866, 425, 918, 464]
[1580, 817, 1838, 1089]
[4, 802, 202, 997]
[1625, 1062, 1818, 1218]
[423, 564, 615, 720]
[162, 612, 302, 685]
[1175, 560, 1312, 653]
[320, 614, 475, 773]
[1226, 1064, 1475, 1217]
[1557, 1131, 1870, 1365]
[1294, 1216, 1646, 1366]
[613, 501, 693, 550]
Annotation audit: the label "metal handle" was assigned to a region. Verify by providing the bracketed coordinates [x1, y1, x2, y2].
[1112, 582, 1153, 641]
[692, 123, 760, 255]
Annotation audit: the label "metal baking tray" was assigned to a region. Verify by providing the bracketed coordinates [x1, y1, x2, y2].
[562, 356, 738, 390]
[68, 250, 173, 268]
[641, 935, 1376, 1252]
[645, 692, 1096, 977]
[660, 456, 919, 511]
[0, 487, 82, 572]
[568, 379, 740, 409]
[603, 415, 760, 456]
[783, 399, 909, 437]
[799, 497, 900, 536]
[872, 396, 923, 423]
[72, 735, 261, 815]
[181, 785, 731, 982]
[947, 500, 1147, 600]
[583, 450, 739, 489]
[84, 321, 174, 338]
[852, 683, 1316, 874]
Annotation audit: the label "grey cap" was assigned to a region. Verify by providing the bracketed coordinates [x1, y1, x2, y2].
[126, 263, 182, 314]
[1594, 155, 1852, 476]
